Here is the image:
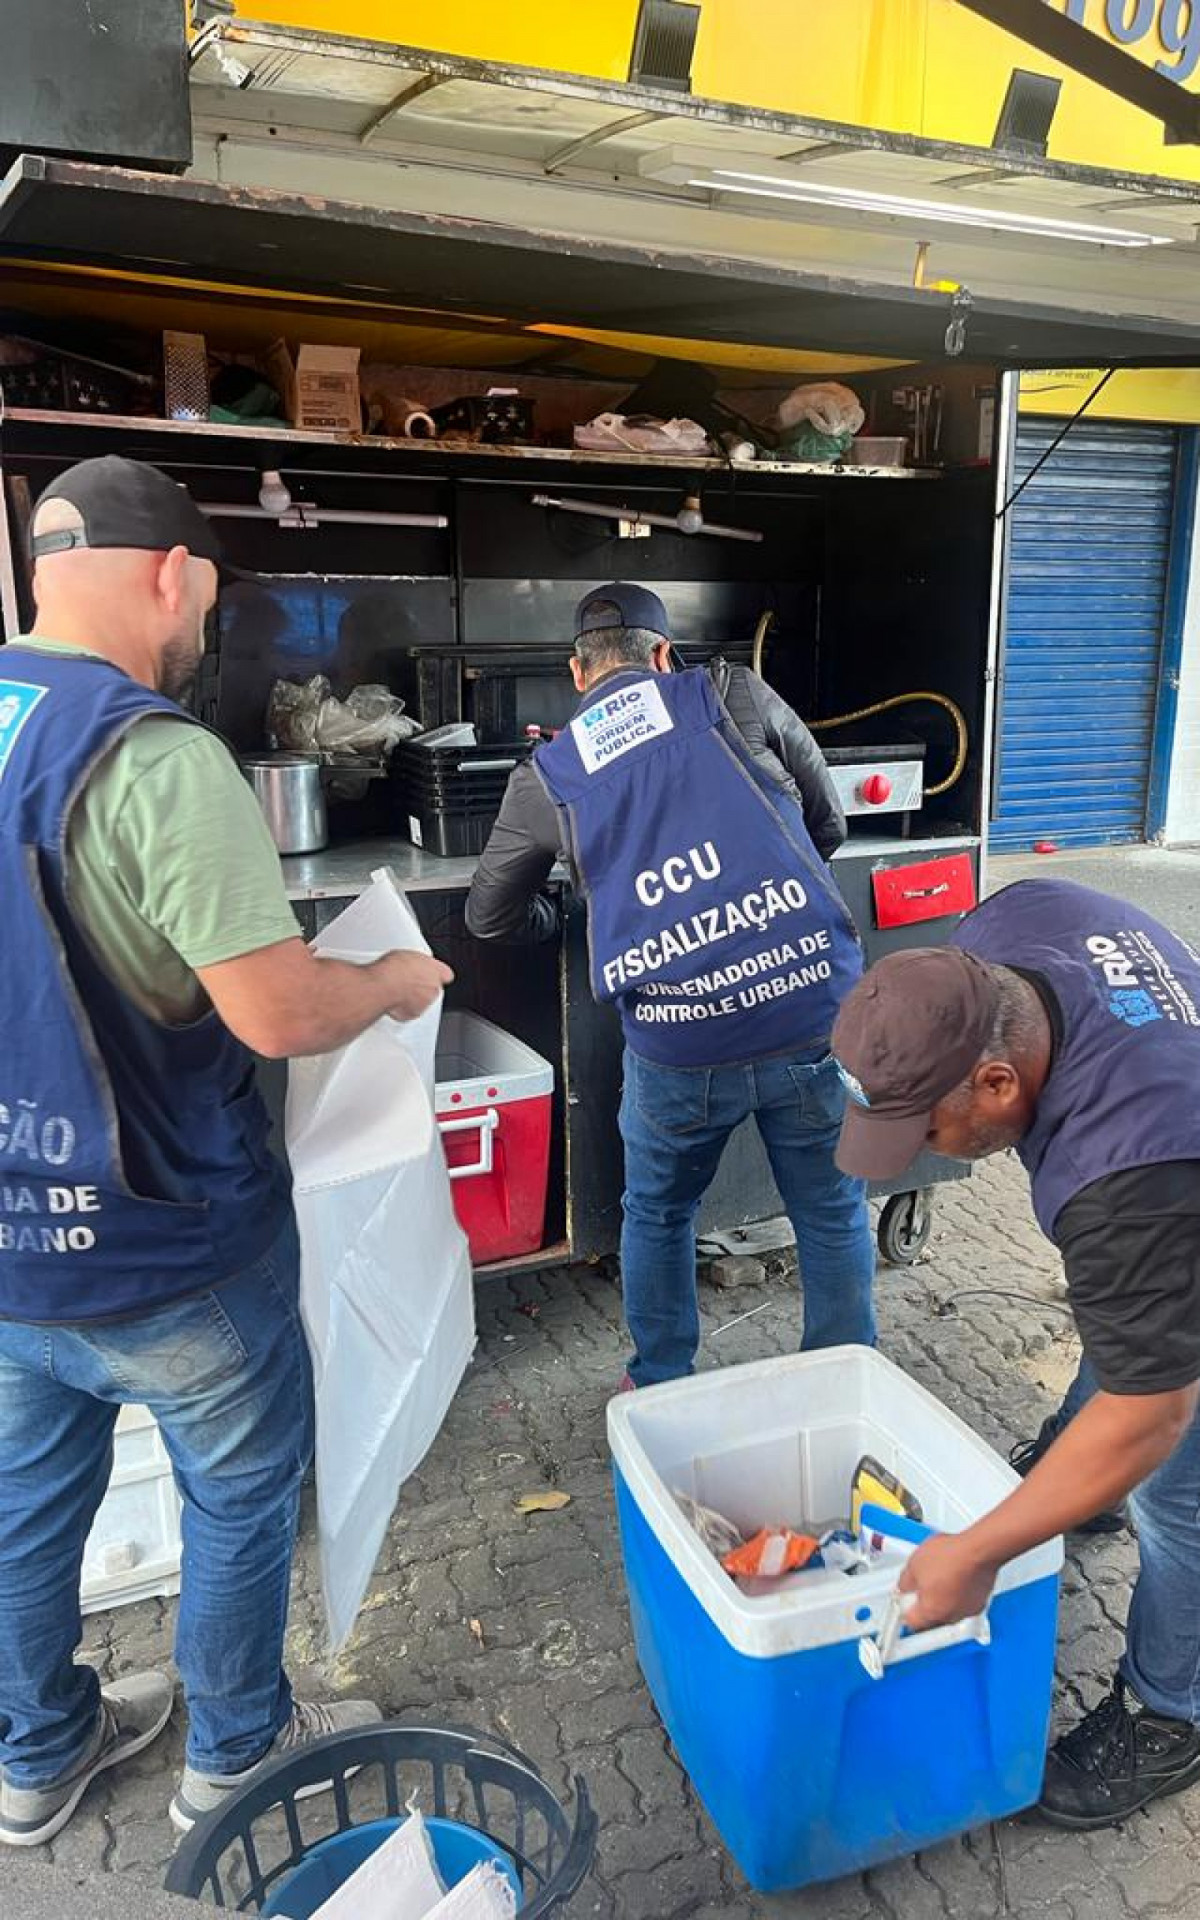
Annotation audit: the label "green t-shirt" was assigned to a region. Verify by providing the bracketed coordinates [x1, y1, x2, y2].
[15, 639, 301, 1024]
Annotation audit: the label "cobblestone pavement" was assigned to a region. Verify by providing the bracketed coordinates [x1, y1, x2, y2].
[17, 844, 1200, 1918]
[21, 1149, 1199, 1920]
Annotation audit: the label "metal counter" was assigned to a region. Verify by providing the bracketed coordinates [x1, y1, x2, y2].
[281, 830, 978, 904]
[281, 838, 479, 901]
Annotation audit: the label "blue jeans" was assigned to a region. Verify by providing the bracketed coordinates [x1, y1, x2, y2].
[1056, 1357, 1101, 1427]
[1125, 1400, 1200, 1723]
[619, 1046, 875, 1387]
[1048, 1356, 1200, 1723]
[0, 1216, 313, 1787]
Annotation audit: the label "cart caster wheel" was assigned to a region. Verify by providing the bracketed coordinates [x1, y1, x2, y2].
[878, 1189, 933, 1266]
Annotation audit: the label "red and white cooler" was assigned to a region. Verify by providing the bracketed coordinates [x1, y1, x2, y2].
[435, 1012, 555, 1265]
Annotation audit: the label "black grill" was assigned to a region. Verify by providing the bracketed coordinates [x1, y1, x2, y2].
[992, 68, 1061, 157]
[629, 0, 701, 92]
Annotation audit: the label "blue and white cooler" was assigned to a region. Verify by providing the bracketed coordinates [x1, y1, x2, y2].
[607, 1348, 1063, 1891]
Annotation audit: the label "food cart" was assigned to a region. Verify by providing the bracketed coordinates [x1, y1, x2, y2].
[3, 15, 1200, 1273]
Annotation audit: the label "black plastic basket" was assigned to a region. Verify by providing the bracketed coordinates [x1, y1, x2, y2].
[164, 1723, 596, 1915]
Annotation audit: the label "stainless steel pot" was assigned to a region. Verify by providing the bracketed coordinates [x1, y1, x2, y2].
[242, 752, 328, 855]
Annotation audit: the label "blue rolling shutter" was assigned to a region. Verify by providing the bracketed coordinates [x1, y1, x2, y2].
[990, 419, 1177, 851]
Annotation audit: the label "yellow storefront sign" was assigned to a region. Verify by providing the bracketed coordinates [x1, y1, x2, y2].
[1020, 367, 1200, 424]
[236, 1, 1200, 184]
[231, 0, 642, 83]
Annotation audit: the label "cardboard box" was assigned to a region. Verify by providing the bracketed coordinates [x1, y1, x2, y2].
[266, 339, 362, 434]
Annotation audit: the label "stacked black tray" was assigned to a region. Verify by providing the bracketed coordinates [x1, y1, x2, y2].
[394, 738, 536, 857]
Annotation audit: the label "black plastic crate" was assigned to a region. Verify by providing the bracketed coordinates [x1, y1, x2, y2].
[403, 805, 503, 858]
[431, 394, 536, 443]
[397, 740, 532, 778]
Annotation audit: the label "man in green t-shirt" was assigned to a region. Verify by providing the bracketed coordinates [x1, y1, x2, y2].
[0, 458, 451, 1846]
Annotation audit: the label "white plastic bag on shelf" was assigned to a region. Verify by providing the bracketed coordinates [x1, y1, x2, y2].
[286, 869, 475, 1650]
[572, 412, 711, 455]
[775, 381, 865, 438]
[269, 674, 422, 758]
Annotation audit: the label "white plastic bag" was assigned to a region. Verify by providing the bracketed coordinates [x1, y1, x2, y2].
[301, 1807, 517, 1920]
[303, 1804, 447, 1920]
[573, 412, 711, 455]
[428, 1865, 517, 1920]
[286, 870, 476, 1649]
[775, 381, 865, 438]
[269, 675, 421, 757]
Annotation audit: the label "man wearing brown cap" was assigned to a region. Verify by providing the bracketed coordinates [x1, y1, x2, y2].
[833, 876, 1200, 1829]
[0, 458, 450, 1845]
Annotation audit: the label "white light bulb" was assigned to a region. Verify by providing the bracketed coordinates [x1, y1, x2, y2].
[676, 496, 704, 536]
[258, 469, 292, 516]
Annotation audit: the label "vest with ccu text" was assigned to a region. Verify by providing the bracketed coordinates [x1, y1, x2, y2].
[535, 667, 862, 1067]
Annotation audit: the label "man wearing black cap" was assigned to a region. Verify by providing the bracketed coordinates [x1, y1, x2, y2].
[833, 877, 1200, 1829]
[467, 582, 873, 1389]
[0, 458, 451, 1845]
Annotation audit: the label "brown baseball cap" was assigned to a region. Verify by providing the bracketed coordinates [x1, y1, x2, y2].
[832, 947, 1002, 1180]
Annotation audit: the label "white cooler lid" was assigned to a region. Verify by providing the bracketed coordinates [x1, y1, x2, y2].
[608, 1347, 1063, 1659]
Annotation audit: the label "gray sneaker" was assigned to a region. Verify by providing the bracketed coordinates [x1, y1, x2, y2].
[0, 1670, 174, 1848]
[170, 1697, 383, 1834]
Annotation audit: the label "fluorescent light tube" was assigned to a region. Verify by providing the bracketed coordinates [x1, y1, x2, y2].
[694, 170, 1172, 247]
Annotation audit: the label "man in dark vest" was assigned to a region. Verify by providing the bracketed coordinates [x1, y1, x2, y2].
[0, 458, 452, 1846]
[467, 583, 874, 1387]
[832, 877, 1200, 1828]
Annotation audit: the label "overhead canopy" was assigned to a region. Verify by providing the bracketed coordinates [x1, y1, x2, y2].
[5, 152, 1200, 370]
[3, 19, 1200, 368]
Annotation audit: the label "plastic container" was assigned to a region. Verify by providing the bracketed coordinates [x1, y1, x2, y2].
[394, 741, 533, 795]
[260, 1815, 523, 1917]
[82, 1404, 182, 1615]
[164, 1723, 597, 1916]
[405, 806, 502, 857]
[436, 1012, 554, 1264]
[396, 740, 534, 859]
[607, 1349, 1062, 1891]
[848, 435, 907, 467]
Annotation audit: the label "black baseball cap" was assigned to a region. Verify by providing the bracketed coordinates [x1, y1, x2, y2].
[575, 582, 670, 646]
[832, 947, 1002, 1180]
[29, 456, 225, 571]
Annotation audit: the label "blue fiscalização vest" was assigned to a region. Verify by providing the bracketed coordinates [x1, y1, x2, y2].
[955, 878, 1200, 1237]
[535, 667, 862, 1066]
[0, 646, 291, 1323]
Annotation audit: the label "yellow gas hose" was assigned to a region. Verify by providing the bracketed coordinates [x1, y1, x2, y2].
[809, 692, 969, 798]
[750, 609, 969, 798]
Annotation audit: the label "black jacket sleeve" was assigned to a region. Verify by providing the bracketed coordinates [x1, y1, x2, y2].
[464, 761, 564, 944]
[466, 665, 846, 945]
[719, 662, 847, 861]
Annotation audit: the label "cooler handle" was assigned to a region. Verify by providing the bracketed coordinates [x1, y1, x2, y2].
[438, 1108, 499, 1178]
[858, 1502, 931, 1547]
[857, 1503, 992, 1678]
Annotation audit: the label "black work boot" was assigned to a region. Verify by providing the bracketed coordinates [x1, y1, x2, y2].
[1040, 1677, 1200, 1829]
[1010, 1419, 1129, 1536]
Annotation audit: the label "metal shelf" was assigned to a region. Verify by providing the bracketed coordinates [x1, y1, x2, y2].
[0, 409, 936, 479]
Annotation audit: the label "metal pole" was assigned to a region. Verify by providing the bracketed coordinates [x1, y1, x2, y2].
[0, 442, 23, 642]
